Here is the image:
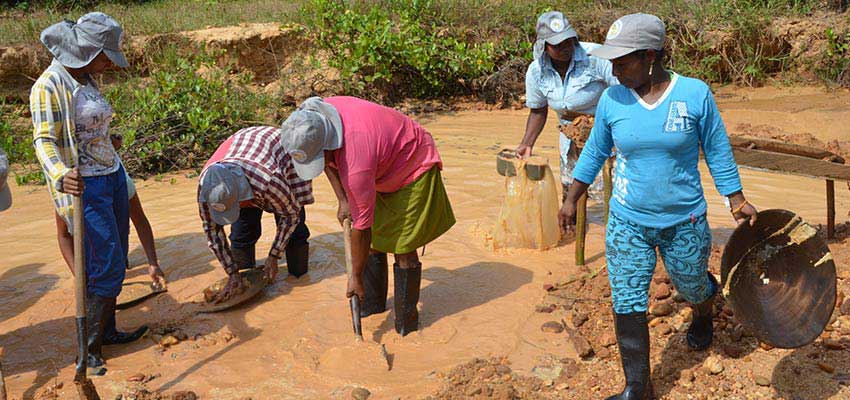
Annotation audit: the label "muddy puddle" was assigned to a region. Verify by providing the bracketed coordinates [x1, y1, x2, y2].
[1, 87, 849, 399]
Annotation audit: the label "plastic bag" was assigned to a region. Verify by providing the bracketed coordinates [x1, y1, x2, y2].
[491, 159, 561, 250]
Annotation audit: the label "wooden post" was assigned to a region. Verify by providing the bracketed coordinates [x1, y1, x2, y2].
[827, 179, 835, 239]
[603, 158, 613, 227]
[575, 191, 588, 266]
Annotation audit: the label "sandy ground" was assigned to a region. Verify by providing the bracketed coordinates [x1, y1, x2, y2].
[1, 86, 850, 399]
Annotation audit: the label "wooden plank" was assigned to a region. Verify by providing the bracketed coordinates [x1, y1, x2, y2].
[732, 148, 850, 182]
[575, 191, 588, 267]
[828, 180, 836, 239]
[730, 136, 845, 163]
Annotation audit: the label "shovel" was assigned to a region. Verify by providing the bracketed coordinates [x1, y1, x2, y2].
[72, 192, 101, 400]
[342, 218, 363, 339]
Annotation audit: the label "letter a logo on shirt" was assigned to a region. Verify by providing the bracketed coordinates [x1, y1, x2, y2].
[665, 101, 690, 132]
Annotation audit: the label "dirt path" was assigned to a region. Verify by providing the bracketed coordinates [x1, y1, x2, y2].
[1, 87, 849, 399]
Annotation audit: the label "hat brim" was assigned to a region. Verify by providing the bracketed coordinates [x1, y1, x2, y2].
[209, 203, 241, 226]
[543, 30, 577, 46]
[291, 151, 325, 181]
[103, 48, 129, 68]
[587, 44, 637, 60]
[0, 185, 10, 212]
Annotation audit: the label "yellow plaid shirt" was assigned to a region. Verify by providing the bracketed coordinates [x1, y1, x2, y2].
[30, 59, 83, 233]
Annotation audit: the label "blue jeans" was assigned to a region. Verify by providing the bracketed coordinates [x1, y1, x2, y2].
[82, 166, 129, 298]
[230, 207, 310, 250]
[605, 212, 716, 314]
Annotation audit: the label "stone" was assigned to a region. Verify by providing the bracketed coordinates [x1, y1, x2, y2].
[159, 335, 179, 347]
[572, 312, 589, 328]
[679, 369, 695, 388]
[840, 299, 850, 316]
[171, 392, 198, 400]
[655, 322, 673, 335]
[127, 373, 146, 382]
[531, 364, 563, 382]
[653, 274, 671, 284]
[536, 304, 556, 313]
[599, 332, 617, 348]
[648, 317, 664, 328]
[597, 347, 612, 359]
[653, 283, 672, 300]
[722, 344, 745, 358]
[703, 356, 724, 375]
[541, 321, 565, 334]
[823, 338, 845, 350]
[754, 375, 771, 387]
[838, 316, 850, 329]
[680, 307, 693, 323]
[818, 362, 836, 374]
[650, 302, 674, 317]
[351, 387, 371, 400]
[543, 284, 555, 292]
[566, 327, 594, 359]
[759, 342, 774, 351]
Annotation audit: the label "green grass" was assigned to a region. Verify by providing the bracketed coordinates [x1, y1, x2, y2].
[0, 0, 304, 46]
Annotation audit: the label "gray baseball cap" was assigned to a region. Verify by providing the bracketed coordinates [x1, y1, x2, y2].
[199, 163, 254, 226]
[0, 149, 11, 212]
[279, 97, 343, 181]
[533, 11, 579, 60]
[589, 13, 666, 60]
[40, 12, 129, 69]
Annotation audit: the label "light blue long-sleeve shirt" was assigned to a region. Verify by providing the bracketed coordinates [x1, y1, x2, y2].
[572, 73, 743, 228]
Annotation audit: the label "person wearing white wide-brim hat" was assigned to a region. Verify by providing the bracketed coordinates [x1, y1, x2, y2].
[516, 11, 619, 204]
[30, 12, 146, 377]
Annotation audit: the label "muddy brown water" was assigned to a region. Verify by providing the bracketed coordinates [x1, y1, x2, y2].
[1, 87, 849, 399]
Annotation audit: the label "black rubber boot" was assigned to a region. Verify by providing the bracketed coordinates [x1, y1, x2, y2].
[232, 245, 257, 270]
[103, 297, 148, 346]
[360, 253, 388, 317]
[285, 243, 309, 278]
[606, 312, 654, 400]
[393, 263, 421, 337]
[687, 273, 719, 351]
[86, 294, 109, 376]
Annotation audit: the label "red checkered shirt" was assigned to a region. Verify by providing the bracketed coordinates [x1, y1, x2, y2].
[198, 126, 314, 275]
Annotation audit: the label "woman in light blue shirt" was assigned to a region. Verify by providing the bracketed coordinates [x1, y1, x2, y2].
[562, 14, 758, 400]
[516, 11, 619, 200]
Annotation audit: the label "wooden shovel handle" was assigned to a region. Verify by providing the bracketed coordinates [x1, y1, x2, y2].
[343, 218, 353, 276]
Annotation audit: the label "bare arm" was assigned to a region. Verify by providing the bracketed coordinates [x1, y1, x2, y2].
[346, 227, 372, 300]
[324, 165, 350, 225]
[129, 195, 158, 267]
[516, 107, 548, 159]
[559, 179, 591, 234]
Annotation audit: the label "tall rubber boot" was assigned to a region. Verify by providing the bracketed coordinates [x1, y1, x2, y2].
[231, 245, 256, 270]
[687, 273, 719, 350]
[360, 253, 388, 317]
[606, 312, 654, 400]
[393, 263, 421, 337]
[103, 297, 148, 346]
[285, 243, 309, 278]
[86, 294, 109, 376]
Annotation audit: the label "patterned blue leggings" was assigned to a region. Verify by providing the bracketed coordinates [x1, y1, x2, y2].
[606, 212, 716, 314]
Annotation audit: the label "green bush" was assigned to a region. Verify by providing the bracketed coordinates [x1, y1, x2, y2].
[105, 46, 274, 176]
[819, 26, 850, 87]
[0, 103, 44, 184]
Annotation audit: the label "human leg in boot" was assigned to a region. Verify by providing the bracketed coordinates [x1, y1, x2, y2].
[85, 294, 109, 376]
[103, 297, 148, 345]
[606, 312, 654, 400]
[686, 273, 718, 350]
[360, 252, 388, 317]
[284, 208, 311, 278]
[230, 207, 264, 269]
[393, 252, 421, 336]
[656, 214, 715, 350]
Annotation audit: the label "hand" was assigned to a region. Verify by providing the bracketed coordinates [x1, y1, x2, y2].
[337, 200, 351, 226]
[217, 272, 244, 303]
[515, 144, 533, 160]
[732, 200, 758, 226]
[558, 198, 578, 235]
[263, 255, 279, 282]
[59, 168, 84, 196]
[346, 275, 365, 300]
[148, 264, 167, 290]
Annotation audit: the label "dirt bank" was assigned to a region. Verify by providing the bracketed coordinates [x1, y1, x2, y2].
[1, 88, 849, 399]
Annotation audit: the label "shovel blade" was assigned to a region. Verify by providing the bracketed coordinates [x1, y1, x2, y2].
[74, 378, 101, 400]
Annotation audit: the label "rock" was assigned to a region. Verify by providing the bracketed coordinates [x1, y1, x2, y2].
[840, 299, 850, 316]
[599, 332, 617, 348]
[703, 356, 724, 375]
[823, 338, 845, 350]
[541, 321, 565, 334]
[531, 364, 563, 382]
[819, 362, 836, 374]
[543, 284, 555, 292]
[159, 335, 179, 347]
[597, 347, 612, 359]
[722, 344, 745, 358]
[536, 304, 556, 313]
[653, 274, 671, 284]
[655, 322, 672, 335]
[650, 302, 674, 317]
[679, 369, 695, 388]
[680, 307, 693, 323]
[127, 373, 146, 382]
[759, 342, 774, 351]
[566, 327, 594, 359]
[838, 316, 850, 329]
[172, 392, 198, 400]
[465, 386, 482, 396]
[648, 317, 664, 328]
[652, 283, 672, 300]
[351, 387, 371, 400]
[754, 375, 771, 387]
[572, 312, 589, 328]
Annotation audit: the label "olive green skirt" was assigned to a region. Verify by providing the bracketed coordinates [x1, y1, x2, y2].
[371, 167, 455, 254]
